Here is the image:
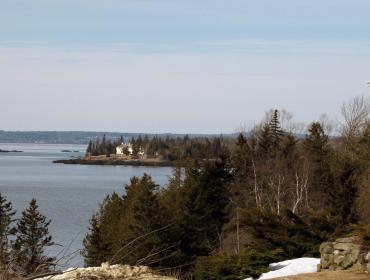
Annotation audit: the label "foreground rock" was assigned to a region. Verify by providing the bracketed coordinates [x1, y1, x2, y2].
[35, 263, 177, 280]
[319, 236, 370, 272]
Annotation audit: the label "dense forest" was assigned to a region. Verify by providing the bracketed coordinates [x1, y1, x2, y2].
[82, 96, 370, 279]
[0, 96, 369, 279]
[86, 134, 232, 161]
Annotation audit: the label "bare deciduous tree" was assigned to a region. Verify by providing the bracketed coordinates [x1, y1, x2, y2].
[340, 95, 370, 140]
[291, 167, 309, 214]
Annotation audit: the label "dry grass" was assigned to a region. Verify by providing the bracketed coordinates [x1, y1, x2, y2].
[270, 271, 370, 280]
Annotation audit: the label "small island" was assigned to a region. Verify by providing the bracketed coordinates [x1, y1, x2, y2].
[0, 149, 23, 153]
[53, 135, 229, 167]
[53, 156, 174, 167]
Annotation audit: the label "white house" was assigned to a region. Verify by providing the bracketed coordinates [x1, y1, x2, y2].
[116, 142, 134, 155]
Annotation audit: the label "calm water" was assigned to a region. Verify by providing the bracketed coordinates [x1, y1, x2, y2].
[0, 143, 172, 267]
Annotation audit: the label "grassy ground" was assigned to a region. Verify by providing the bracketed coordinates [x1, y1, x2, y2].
[272, 271, 370, 279]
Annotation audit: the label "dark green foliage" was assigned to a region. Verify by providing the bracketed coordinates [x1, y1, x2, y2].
[180, 159, 231, 259]
[83, 175, 169, 267]
[82, 214, 112, 267]
[257, 123, 272, 157]
[83, 192, 124, 266]
[87, 135, 231, 161]
[86, 136, 117, 156]
[158, 167, 188, 267]
[12, 199, 54, 276]
[194, 249, 280, 280]
[269, 109, 284, 150]
[332, 159, 359, 225]
[114, 174, 163, 265]
[257, 110, 284, 158]
[303, 122, 335, 210]
[82, 108, 368, 279]
[0, 193, 16, 270]
[245, 209, 339, 259]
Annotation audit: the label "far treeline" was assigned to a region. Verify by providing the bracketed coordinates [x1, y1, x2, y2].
[86, 134, 232, 161]
[82, 96, 370, 279]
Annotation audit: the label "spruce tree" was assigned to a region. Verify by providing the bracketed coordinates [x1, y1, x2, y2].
[269, 109, 284, 149]
[114, 175, 162, 265]
[258, 123, 272, 157]
[303, 122, 335, 210]
[231, 133, 254, 207]
[86, 140, 92, 156]
[180, 159, 231, 259]
[0, 194, 16, 271]
[12, 199, 54, 276]
[99, 193, 124, 254]
[334, 160, 359, 224]
[158, 167, 187, 266]
[82, 214, 112, 267]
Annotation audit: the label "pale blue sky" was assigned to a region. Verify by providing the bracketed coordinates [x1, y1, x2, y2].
[1, 1, 370, 133]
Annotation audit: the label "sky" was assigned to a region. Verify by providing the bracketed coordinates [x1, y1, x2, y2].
[1, 0, 370, 134]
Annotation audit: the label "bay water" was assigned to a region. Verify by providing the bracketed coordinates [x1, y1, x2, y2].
[0, 143, 172, 268]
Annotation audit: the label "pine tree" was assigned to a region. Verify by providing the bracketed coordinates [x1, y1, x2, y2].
[0, 194, 16, 271]
[334, 160, 359, 224]
[12, 199, 54, 276]
[230, 133, 255, 208]
[269, 109, 284, 149]
[180, 159, 231, 259]
[82, 214, 112, 267]
[86, 140, 92, 156]
[258, 122, 272, 157]
[99, 193, 123, 253]
[303, 122, 335, 210]
[114, 175, 162, 265]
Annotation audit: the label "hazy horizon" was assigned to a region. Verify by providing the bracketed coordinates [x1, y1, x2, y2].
[1, 1, 370, 133]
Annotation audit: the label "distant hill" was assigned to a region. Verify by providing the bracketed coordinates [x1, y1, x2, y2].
[0, 131, 237, 144]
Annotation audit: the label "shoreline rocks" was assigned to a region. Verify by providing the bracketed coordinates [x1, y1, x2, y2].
[0, 149, 23, 153]
[53, 158, 175, 167]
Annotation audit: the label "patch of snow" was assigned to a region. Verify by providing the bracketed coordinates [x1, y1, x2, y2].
[258, 257, 320, 279]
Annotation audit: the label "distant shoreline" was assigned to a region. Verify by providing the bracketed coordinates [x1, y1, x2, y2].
[53, 157, 175, 167]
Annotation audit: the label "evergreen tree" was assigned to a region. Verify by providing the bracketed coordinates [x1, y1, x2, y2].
[257, 123, 272, 157]
[230, 133, 254, 208]
[86, 140, 93, 156]
[113, 175, 163, 265]
[99, 193, 124, 253]
[158, 167, 187, 266]
[0, 194, 16, 271]
[303, 122, 335, 210]
[82, 214, 112, 267]
[333, 159, 359, 225]
[180, 159, 231, 259]
[83, 193, 123, 266]
[12, 199, 54, 276]
[269, 109, 284, 150]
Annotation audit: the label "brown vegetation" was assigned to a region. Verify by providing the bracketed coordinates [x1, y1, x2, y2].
[271, 271, 370, 280]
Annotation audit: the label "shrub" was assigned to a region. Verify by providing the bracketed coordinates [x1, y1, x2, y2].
[194, 249, 281, 280]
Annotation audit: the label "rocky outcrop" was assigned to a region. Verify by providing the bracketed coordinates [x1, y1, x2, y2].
[34, 263, 177, 280]
[319, 236, 370, 272]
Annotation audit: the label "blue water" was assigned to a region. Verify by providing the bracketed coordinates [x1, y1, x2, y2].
[0, 143, 172, 268]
